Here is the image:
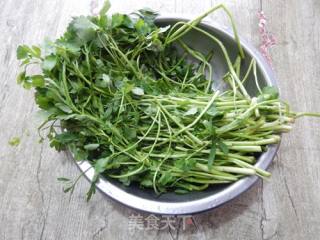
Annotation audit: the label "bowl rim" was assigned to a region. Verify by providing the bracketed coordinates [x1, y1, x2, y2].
[73, 15, 280, 215]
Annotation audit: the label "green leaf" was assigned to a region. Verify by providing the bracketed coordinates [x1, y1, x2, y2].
[63, 185, 74, 193]
[72, 148, 88, 161]
[262, 86, 278, 97]
[8, 137, 20, 147]
[58, 39, 81, 53]
[112, 13, 124, 28]
[42, 38, 56, 56]
[95, 74, 111, 88]
[57, 177, 70, 182]
[175, 189, 189, 194]
[42, 55, 57, 71]
[174, 158, 196, 172]
[135, 19, 150, 35]
[55, 133, 78, 144]
[119, 177, 131, 186]
[21, 58, 30, 65]
[69, 80, 84, 92]
[103, 107, 113, 119]
[55, 103, 72, 113]
[124, 127, 137, 140]
[202, 119, 212, 132]
[94, 157, 111, 173]
[17, 45, 41, 59]
[132, 87, 144, 96]
[32, 45, 41, 58]
[159, 25, 170, 33]
[97, 15, 109, 29]
[138, 8, 158, 24]
[260, 86, 279, 100]
[17, 45, 31, 59]
[84, 143, 100, 151]
[140, 179, 153, 187]
[99, 0, 111, 16]
[22, 79, 33, 89]
[70, 16, 99, 42]
[56, 114, 78, 120]
[108, 145, 114, 154]
[146, 38, 163, 52]
[122, 82, 134, 93]
[184, 107, 197, 116]
[206, 105, 219, 117]
[35, 94, 51, 109]
[159, 171, 174, 186]
[31, 75, 45, 87]
[208, 139, 216, 169]
[35, 109, 52, 122]
[86, 183, 96, 201]
[217, 140, 229, 155]
[122, 15, 134, 28]
[17, 71, 26, 85]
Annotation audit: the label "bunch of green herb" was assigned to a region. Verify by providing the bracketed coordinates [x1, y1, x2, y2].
[16, 2, 319, 200]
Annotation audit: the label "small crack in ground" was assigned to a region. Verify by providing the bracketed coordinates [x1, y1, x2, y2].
[277, 153, 299, 219]
[283, 177, 298, 218]
[191, 216, 199, 231]
[92, 213, 110, 240]
[260, 181, 267, 240]
[168, 217, 182, 240]
[39, 194, 51, 240]
[36, 144, 45, 204]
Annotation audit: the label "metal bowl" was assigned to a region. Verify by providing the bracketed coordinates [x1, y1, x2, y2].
[74, 15, 279, 215]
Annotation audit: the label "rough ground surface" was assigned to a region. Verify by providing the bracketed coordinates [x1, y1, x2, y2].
[0, 0, 319, 239]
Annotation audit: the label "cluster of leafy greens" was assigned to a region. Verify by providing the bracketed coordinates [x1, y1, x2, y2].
[16, 2, 319, 200]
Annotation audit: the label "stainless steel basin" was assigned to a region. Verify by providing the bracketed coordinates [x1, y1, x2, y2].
[73, 15, 279, 215]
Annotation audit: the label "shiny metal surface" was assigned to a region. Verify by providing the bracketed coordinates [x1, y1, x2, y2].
[74, 15, 279, 215]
